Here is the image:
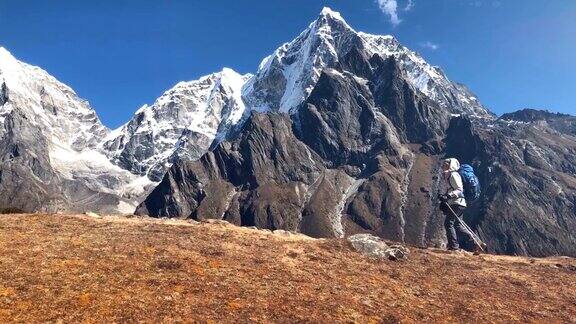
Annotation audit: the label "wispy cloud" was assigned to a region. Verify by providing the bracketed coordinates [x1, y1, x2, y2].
[404, 0, 414, 11]
[419, 41, 439, 51]
[375, 0, 414, 26]
[376, 0, 401, 26]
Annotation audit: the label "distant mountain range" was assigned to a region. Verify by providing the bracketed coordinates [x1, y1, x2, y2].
[1, 8, 575, 257]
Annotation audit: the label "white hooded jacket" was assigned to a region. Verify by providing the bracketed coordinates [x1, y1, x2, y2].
[443, 158, 467, 207]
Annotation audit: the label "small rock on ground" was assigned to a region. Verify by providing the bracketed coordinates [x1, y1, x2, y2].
[84, 212, 101, 219]
[347, 234, 409, 261]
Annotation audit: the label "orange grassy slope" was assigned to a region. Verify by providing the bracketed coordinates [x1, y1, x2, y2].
[0, 214, 575, 322]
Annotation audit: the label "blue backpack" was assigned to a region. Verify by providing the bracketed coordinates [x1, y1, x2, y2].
[458, 164, 481, 201]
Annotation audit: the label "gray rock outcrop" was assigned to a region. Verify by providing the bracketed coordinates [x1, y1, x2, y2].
[347, 234, 410, 261]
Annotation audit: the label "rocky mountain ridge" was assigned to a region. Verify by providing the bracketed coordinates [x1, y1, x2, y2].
[500, 108, 576, 136]
[107, 7, 493, 183]
[136, 9, 576, 257]
[0, 7, 490, 214]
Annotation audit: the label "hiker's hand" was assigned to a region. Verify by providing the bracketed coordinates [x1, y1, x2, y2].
[438, 194, 449, 202]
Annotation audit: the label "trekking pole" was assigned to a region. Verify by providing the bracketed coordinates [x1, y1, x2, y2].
[459, 219, 481, 244]
[443, 202, 486, 252]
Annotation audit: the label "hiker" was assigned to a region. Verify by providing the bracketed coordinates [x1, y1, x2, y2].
[438, 158, 476, 252]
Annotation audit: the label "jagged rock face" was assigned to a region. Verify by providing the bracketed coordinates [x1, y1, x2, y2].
[0, 109, 61, 211]
[0, 109, 123, 213]
[136, 112, 325, 228]
[137, 59, 448, 243]
[296, 69, 402, 168]
[103, 69, 250, 181]
[0, 82, 7, 107]
[358, 33, 489, 118]
[445, 117, 576, 257]
[295, 54, 449, 166]
[370, 55, 450, 144]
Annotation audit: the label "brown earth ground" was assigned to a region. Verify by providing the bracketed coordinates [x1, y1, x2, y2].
[0, 214, 575, 323]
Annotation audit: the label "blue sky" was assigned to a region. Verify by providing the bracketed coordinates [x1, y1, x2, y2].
[1, 0, 574, 128]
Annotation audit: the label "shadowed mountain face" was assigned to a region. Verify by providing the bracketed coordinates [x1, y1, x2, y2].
[0, 109, 64, 212]
[137, 52, 576, 257]
[446, 117, 576, 256]
[138, 56, 424, 240]
[0, 109, 132, 214]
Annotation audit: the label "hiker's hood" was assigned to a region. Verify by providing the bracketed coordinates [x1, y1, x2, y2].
[443, 158, 460, 173]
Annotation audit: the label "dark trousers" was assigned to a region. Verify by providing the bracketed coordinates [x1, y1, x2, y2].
[441, 204, 475, 250]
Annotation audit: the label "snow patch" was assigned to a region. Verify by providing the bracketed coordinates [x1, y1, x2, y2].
[49, 137, 155, 200]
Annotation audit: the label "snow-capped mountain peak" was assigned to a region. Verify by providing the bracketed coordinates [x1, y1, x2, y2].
[319, 6, 339, 17]
[0, 47, 17, 72]
[102, 68, 251, 181]
[0, 46, 108, 150]
[242, 7, 357, 113]
[243, 7, 491, 118]
[0, 47, 154, 214]
[318, 7, 354, 31]
[129, 67, 249, 138]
